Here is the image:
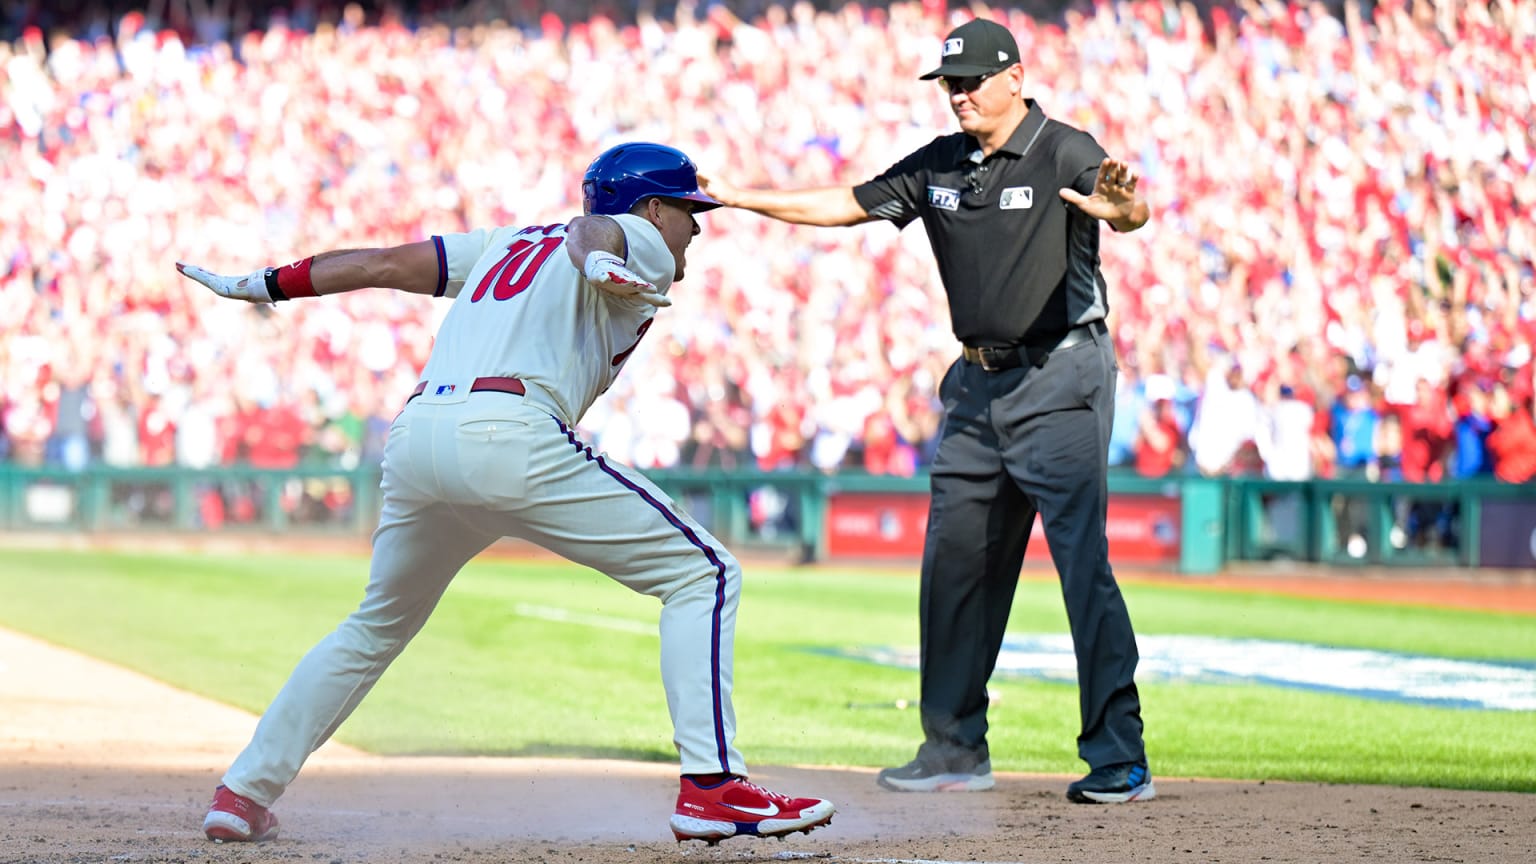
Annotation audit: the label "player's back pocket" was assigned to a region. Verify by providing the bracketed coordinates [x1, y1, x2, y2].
[449, 418, 533, 505]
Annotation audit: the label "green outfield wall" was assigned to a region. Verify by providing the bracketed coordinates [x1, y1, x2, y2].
[2, 464, 1532, 572]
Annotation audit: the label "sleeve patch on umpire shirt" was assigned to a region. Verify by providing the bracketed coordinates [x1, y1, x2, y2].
[1000, 187, 1034, 209]
[927, 186, 961, 211]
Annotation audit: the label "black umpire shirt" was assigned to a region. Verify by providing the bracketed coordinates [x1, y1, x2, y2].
[851, 100, 1112, 348]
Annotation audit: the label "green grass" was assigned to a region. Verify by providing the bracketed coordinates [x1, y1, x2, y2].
[1, 547, 1532, 792]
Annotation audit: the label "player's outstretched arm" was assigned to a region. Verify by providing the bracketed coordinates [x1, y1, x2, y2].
[177, 240, 445, 303]
[696, 172, 873, 227]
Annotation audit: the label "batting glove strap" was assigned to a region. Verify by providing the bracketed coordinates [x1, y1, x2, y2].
[583, 251, 627, 282]
[583, 250, 670, 308]
[263, 268, 289, 301]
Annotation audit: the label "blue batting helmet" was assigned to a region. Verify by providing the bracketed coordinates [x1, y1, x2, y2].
[582, 142, 721, 216]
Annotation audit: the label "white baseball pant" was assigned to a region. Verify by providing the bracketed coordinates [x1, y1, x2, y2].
[222, 383, 744, 806]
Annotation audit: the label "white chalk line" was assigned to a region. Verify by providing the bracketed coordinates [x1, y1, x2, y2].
[774, 848, 1026, 854]
[514, 603, 657, 636]
[0, 799, 500, 826]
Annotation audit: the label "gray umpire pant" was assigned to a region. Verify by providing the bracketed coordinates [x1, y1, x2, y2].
[914, 325, 1146, 772]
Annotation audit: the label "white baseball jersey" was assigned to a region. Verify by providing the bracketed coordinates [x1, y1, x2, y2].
[420, 213, 675, 425]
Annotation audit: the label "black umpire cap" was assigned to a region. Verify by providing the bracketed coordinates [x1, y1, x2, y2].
[919, 18, 1020, 80]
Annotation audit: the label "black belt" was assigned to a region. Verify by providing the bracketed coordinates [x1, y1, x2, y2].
[407, 376, 526, 403]
[961, 320, 1106, 372]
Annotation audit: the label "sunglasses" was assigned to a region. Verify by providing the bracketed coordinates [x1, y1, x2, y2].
[938, 69, 1002, 94]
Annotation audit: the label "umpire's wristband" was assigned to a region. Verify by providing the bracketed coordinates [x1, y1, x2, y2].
[263, 257, 318, 301]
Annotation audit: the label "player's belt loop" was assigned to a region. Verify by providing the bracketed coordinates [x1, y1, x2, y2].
[406, 376, 526, 404]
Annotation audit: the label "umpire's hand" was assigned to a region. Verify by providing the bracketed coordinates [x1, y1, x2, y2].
[1059, 157, 1141, 223]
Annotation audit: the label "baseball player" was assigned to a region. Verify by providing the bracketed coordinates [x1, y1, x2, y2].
[177, 142, 834, 845]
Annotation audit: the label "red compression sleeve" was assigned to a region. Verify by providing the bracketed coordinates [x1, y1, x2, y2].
[274, 257, 318, 299]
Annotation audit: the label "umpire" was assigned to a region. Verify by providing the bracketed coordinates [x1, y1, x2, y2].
[700, 16, 1154, 803]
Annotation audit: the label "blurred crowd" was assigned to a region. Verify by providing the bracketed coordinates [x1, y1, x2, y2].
[2, 0, 1534, 499]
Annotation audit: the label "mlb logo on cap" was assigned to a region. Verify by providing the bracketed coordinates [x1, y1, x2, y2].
[920, 18, 1020, 80]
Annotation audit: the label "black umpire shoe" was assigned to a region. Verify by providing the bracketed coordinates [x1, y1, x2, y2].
[876, 757, 994, 792]
[1067, 761, 1156, 803]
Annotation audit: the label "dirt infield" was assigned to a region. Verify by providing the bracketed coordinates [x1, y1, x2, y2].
[3, 625, 1535, 864]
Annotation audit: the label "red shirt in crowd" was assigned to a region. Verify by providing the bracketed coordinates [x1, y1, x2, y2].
[1487, 409, 1536, 483]
[756, 403, 806, 471]
[1398, 389, 1452, 482]
[138, 397, 177, 466]
[861, 414, 916, 477]
[244, 402, 307, 469]
[1134, 402, 1184, 478]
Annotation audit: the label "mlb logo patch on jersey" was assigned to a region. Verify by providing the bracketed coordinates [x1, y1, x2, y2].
[1000, 187, 1034, 209]
[928, 186, 961, 211]
[416, 378, 471, 404]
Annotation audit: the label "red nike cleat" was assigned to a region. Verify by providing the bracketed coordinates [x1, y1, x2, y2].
[202, 784, 280, 842]
[670, 775, 834, 844]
